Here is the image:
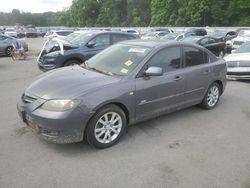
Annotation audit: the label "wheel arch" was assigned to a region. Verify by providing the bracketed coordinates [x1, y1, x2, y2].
[83, 101, 131, 142]
[63, 57, 84, 66]
[213, 80, 224, 95]
[5, 45, 13, 56]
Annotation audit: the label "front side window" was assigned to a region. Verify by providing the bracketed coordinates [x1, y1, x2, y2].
[89, 34, 110, 47]
[70, 32, 94, 46]
[147, 46, 181, 73]
[184, 46, 208, 67]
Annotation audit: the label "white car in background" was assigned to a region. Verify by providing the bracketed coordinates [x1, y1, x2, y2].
[44, 30, 74, 41]
[4, 28, 17, 38]
[224, 41, 250, 80]
[141, 31, 169, 40]
[227, 30, 250, 51]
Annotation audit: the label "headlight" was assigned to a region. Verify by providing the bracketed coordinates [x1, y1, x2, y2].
[41, 99, 80, 112]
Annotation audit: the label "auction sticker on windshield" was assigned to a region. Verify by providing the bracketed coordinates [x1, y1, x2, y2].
[124, 60, 134, 66]
[128, 48, 147, 53]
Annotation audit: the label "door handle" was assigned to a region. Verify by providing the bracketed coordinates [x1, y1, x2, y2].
[203, 70, 211, 74]
[174, 76, 183, 81]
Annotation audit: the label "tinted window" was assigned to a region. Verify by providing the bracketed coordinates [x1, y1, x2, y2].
[112, 34, 133, 44]
[208, 38, 217, 44]
[147, 47, 181, 73]
[200, 38, 209, 45]
[90, 34, 110, 47]
[184, 46, 209, 67]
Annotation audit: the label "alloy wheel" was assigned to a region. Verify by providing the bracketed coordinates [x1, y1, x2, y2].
[94, 112, 122, 144]
[207, 86, 219, 107]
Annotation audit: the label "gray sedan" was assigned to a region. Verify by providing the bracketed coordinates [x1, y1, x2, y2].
[0, 34, 28, 56]
[17, 40, 227, 148]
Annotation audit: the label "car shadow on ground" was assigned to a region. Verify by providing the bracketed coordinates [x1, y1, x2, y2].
[38, 105, 213, 156]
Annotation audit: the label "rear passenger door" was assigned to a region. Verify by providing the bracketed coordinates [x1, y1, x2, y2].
[182, 45, 212, 105]
[84, 34, 111, 59]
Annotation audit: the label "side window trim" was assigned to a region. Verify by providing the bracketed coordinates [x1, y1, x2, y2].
[137, 45, 182, 78]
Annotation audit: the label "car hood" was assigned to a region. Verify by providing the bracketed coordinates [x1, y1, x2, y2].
[25, 65, 121, 99]
[224, 53, 250, 61]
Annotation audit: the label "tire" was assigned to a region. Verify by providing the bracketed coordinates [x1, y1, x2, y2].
[85, 104, 127, 148]
[5, 46, 13, 57]
[64, 60, 80, 67]
[200, 82, 221, 110]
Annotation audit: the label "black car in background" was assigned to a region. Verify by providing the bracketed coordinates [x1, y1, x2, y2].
[186, 28, 207, 36]
[38, 31, 139, 71]
[183, 36, 226, 57]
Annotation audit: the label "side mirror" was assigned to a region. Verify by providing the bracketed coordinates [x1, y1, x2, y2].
[144, 66, 163, 76]
[86, 41, 96, 48]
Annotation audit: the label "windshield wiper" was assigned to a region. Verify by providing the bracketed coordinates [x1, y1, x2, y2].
[87, 67, 111, 76]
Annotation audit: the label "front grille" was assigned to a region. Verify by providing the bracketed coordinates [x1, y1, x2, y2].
[227, 61, 250, 68]
[233, 41, 244, 46]
[22, 93, 38, 103]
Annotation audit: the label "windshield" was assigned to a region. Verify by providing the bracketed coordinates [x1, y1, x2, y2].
[183, 37, 201, 43]
[212, 32, 226, 37]
[235, 42, 250, 53]
[70, 32, 94, 46]
[162, 33, 178, 40]
[83, 44, 152, 76]
[64, 33, 80, 42]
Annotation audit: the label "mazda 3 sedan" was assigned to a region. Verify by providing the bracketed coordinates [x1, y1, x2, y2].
[17, 40, 227, 148]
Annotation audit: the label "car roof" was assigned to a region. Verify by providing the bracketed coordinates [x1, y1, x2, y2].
[120, 39, 204, 49]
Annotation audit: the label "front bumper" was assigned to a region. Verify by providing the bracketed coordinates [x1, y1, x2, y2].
[38, 60, 57, 72]
[227, 67, 250, 80]
[17, 96, 90, 144]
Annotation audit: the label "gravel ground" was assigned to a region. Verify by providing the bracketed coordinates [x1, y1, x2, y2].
[0, 38, 250, 188]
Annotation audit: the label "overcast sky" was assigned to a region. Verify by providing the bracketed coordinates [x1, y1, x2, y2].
[0, 0, 72, 13]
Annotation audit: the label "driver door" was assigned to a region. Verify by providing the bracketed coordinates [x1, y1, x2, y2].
[135, 46, 185, 121]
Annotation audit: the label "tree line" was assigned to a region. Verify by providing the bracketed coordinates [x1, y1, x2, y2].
[1, 0, 250, 27]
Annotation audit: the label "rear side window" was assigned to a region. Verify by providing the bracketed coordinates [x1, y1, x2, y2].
[184, 46, 209, 67]
[147, 46, 181, 73]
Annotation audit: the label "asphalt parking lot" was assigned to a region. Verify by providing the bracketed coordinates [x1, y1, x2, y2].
[0, 38, 250, 188]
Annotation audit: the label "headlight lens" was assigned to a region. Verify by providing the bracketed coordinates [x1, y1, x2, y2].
[41, 99, 80, 112]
